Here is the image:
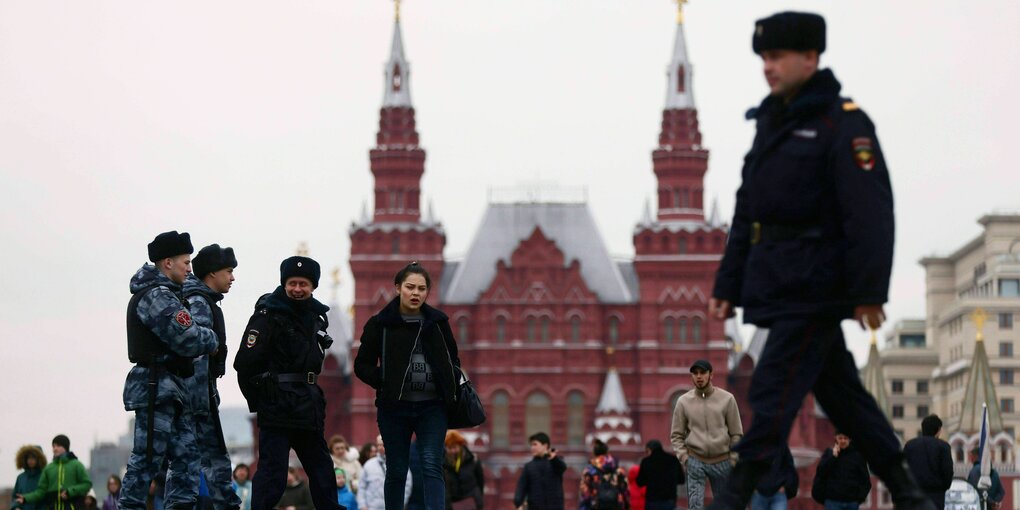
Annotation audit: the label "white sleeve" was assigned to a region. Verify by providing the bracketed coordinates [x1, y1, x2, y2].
[403, 469, 413, 505]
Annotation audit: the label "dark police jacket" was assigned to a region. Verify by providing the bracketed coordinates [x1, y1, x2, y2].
[354, 297, 460, 407]
[713, 69, 894, 326]
[233, 286, 332, 431]
[444, 446, 485, 510]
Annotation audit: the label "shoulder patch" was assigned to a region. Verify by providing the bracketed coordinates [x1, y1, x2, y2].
[842, 101, 859, 112]
[175, 310, 193, 328]
[852, 137, 876, 171]
[246, 329, 260, 348]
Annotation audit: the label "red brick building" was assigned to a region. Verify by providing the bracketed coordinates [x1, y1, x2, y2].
[335, 11, 837, 510]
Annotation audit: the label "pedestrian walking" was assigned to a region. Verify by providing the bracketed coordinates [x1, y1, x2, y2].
[354, 262, 461, 510]
[967, 448, 1004, 509]
[627, 465, 645, 510]
[234, 255, 344, 510]
[184, 244, 241, 510]
[637, 440, 683, 510]
[707, 11, 932, 510]
[903, 415, 953, 510]
[513, 433, 565, 510]
[670, 360, 742, 510]
[811, 433, 871, 510]
[15, 435, 92, 510]
[12, 445, 46, 510]
[579, 439, 629, 510]
[443, 431, 484, 510]
[119, 231, 219, 510]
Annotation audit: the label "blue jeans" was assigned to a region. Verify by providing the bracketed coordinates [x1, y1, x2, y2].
[377, 399, 448, 510]
[824, 500, 860, 510]
[751, 491, 787, 510]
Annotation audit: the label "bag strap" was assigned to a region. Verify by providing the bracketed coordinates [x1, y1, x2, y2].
[380, 327, 387, 384]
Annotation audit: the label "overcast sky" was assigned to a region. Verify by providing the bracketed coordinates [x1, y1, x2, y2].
[1, 0, 1018, 484]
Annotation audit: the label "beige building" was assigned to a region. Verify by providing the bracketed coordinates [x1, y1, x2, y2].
[865, 213, 1020, 476]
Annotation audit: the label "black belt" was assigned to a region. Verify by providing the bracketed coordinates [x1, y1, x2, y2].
[277, 372, 318, 384]
[750, 222, 826, 245]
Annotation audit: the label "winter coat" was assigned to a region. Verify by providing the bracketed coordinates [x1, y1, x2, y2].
[336, 485, 357, 510]
[122, 264, 219, 411]
[712, 69, 894, 326]
[813, 445, 871, 504]
[231, 480, 251, 510]
[21, 452, 92, 510]
[579, 455, 629, 510]
[513, 455, 566, 510]
[670, 385, 743, 464]
[234, 286, 333, 431]
[444, 447, 484, 510]
[101, 493, 118, 510]
[13, 469, 43, 510]
[332, 455, 363, 494]
[968, 463, 1004, 503]
[354, 298, 460, 406]
[626, 466, 645, 510]
[183, 274, 228, 416]
[902, 435, 953, 506]
[276, 481, 313, 510]
[636, 447, 683, 503]
[357, 456, 411, 510]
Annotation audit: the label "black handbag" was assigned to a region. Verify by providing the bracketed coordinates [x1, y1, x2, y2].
[448, 366, 486, 429]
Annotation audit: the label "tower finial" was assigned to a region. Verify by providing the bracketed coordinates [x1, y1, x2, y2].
[394, 0, 401, 22]
[296, 241, 309, 256]
[676, 0, 689, 25]
[971, 307, 988, 342]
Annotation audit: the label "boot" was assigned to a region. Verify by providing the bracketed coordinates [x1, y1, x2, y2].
[883, 461, 937, 510]
[706, 460, 770, 510]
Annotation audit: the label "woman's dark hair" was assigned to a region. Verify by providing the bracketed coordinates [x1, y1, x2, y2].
[359, 443, 377, 465]
[394, 261, 431, 288]
[593, 439, 609, 457]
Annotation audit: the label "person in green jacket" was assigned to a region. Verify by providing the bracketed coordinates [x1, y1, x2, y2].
[15, 435, 92, 510]
[12, 445, 47, 510]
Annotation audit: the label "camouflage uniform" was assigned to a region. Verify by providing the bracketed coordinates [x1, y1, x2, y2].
[183, 274, 241, 510]
[119, 264, 219, 510]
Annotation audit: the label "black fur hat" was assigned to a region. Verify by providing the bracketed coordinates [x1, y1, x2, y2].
[193, 244, 238, 279]
[147, 231, 193, 262]
[753, 12, 826, 54]
[280, 256, 320, 288]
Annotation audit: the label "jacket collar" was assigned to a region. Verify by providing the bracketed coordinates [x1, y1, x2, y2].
[757, 68, 842, 121]
[376, 296, 448, 326]
[264, 286, 329, 317]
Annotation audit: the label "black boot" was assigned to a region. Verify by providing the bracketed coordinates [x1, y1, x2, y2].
[882, 461, 937, 510]
[706, 460, 770, 510]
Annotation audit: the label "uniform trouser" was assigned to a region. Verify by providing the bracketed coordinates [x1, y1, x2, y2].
[728, 319, 902, 501]
[251, 427, 343, 510]
[686, 457, 732, 510]
[376, 399, 448, 510]
[194, 411, 242, 510]
[119, 400, 199, 510]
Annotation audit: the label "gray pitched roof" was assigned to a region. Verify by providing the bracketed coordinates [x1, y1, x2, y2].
[441, 202, 635, 304]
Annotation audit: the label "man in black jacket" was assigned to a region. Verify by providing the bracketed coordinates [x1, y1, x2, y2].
[514, 433, 566, 510]
[234, 256, 343, 510]
[903, 415, 953, 510]
[637, 440, 684, 510]
[813, 433, 871, 510]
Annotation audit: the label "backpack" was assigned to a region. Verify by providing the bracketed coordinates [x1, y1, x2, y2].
[595, 467, 622, 510]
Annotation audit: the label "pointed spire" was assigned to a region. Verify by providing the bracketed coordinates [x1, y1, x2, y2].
[862, 339, 891, 420]
[707, 196, 721, 227]
[383, 11, 412, 108]
[959, 308, 1004, 434]
[641, 197, 653, 225]
[595, 367, 630, 414]
[360, 200, 370, 224]
[664, 5, 695, 110]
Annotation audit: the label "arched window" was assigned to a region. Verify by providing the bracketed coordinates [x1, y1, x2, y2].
[567, 392, 586, 446]
[608, 317, 620, 344]
[391, 238, 400, 255]
[664, 317, 675, 343]
[677, 65, 686, 93]
[457, 317, 469, 343]
[541, 317, 551, 342]
[1002, 443, 1011, 463]
[571, 316, 582, 342]
[525, 392, 551, 440]
[678, 238, 688, 254]
[527, 317, 537, 342]
[678, 318, 688, 343]
[669, 391, 685, 412]
[496, 316, 506, 343]
[691, 317, 703, 342]
[491, 392, 510, 448]
[954, 443, 964, 463]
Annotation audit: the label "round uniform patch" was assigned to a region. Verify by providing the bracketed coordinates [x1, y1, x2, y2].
[175, 310, 193, 328]
[246, 329, 260, 348]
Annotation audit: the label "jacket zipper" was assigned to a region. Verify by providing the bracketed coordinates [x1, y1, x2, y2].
[58, 461, 64, 510]
[397, 321, 423, 400]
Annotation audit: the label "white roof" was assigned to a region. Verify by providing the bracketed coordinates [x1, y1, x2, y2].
[440, 203, 635, 304]
[596, 368, 630, 413]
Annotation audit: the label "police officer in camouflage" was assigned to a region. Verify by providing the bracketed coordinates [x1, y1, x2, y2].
[120, 231, 220, 510]
[707, 13, 932, 510]
[184, 244, 242, 510]
[234, 256, 344, 510]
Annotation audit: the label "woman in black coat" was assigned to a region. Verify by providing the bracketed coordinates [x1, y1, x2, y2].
[355, 262, 461, 510]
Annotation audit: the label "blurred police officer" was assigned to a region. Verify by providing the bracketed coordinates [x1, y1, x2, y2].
[707, 12, 932, 510]
[120, 231, 220, 510]
[184, 244, 242, 510]
[233, 256, 344, 510]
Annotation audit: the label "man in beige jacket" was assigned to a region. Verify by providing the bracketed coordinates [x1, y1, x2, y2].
[671, 360, 743, 510]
